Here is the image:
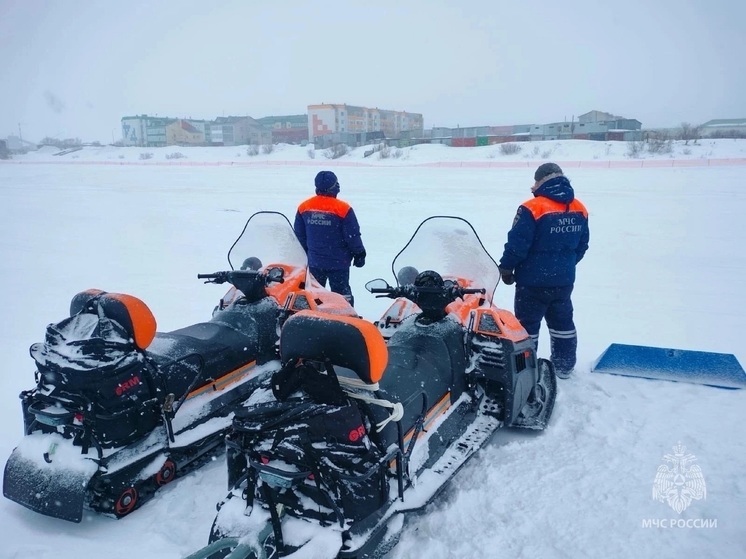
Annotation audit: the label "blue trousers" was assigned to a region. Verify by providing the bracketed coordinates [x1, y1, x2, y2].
[514, 285, 577, 374]
[310, 267, 354, 306]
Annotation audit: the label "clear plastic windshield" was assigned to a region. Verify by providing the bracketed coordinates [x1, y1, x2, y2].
[227, 211, 307, 271]
[391, 216, 500, 300]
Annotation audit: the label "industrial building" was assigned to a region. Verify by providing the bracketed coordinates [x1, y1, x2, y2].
[699, 118, 746, 138]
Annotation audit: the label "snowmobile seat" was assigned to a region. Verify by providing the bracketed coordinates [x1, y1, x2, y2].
[66, 289, 266, 399]
[373, 318, 468, 449]
[145, 320, 263, 398]
[279, 310, 388, 385]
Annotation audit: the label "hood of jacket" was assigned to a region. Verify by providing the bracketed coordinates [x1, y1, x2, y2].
[533, 175, 575, 204]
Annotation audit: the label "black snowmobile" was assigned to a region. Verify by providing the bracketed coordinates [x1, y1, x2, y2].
[186, 216, 557, 559]
[3, 211, 356, 523]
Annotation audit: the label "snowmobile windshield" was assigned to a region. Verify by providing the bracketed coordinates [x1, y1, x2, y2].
[391, 216, 500, 301]
[227, 211, 307, 271]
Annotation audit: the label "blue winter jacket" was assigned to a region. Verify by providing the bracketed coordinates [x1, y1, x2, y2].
[499, 176, 589, 287]
[294, 194, 366, 270]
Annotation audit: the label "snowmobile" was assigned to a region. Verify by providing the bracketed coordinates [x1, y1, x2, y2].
[187, 216, 557, 559]
[3, 211, 356, 523]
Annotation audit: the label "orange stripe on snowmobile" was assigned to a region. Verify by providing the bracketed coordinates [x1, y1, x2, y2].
[523, 197, 588, 220]
[403, 392, 451, 446]
[185, 360, 257, 400]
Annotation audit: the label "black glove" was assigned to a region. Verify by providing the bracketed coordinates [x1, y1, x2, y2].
[499, 268, 515, 285]
[353, 251, 366, 268]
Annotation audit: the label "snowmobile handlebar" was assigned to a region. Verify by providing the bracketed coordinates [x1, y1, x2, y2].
[368, 278, 486, 321]
[197, 271, 232, 284]
[198, 268, 286, 306]
[197, 267, 286, 286]
[455, 287, 485, 295]
[368, 282, 485, 301]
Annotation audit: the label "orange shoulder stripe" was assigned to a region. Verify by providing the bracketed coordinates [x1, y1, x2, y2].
[571, 199, 589, 217]
[298, 196, 351, 219]
[523, 197, 588, 219]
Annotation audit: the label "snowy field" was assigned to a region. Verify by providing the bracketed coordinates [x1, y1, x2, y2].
[1, 141, 745, 558]
[8, 137, 746, 167]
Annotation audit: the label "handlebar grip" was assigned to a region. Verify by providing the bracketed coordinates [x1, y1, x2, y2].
[369, 288, 392, 294]
[462, 288, 486, 294]
[197, 272, 227, 280]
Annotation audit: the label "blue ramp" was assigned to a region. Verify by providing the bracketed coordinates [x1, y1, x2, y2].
[592, 343, 746, 389]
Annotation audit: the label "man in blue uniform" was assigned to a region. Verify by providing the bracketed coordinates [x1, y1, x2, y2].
[294, 171, 366, 306]
[498, 163, 590, 379]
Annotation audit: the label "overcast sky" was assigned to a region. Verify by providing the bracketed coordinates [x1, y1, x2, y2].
[1, 0, 744, 143]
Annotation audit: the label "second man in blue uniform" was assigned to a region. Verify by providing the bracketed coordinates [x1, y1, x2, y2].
[294, 170, 366, 306]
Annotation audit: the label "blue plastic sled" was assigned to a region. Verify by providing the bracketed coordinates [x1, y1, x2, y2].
[592, 343, 746, 389]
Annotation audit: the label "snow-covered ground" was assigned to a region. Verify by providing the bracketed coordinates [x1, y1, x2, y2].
[1, 141, 744, 558]
[8, 137, 746, 167]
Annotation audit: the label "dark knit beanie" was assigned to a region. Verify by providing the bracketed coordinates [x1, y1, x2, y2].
[534, 162, 563, 182]
[314, 170, 339, 194]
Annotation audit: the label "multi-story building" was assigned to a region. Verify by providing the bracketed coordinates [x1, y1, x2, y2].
[307, 103, 424, 145]
[166, 119, 206, 146]
[122, 115, 271, 147]
[121, 115, 176, 147]
[209, 116, 271, 146]
[121, 115, 148, 146]
[256, 115, 308, 144]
